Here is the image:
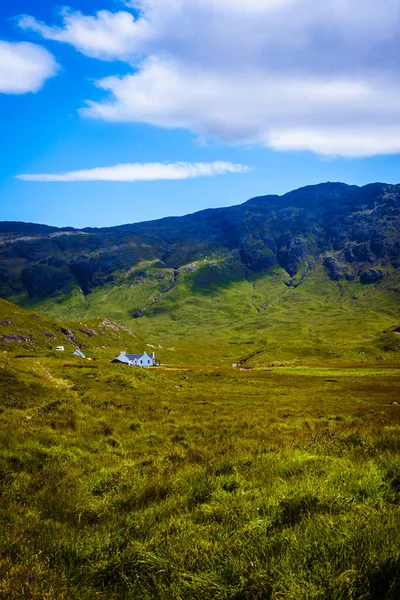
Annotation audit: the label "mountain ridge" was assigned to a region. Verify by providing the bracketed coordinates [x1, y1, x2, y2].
[0, 181, 399, 363]
[0, 181, 395, 233]
[1, 181, 399, 298]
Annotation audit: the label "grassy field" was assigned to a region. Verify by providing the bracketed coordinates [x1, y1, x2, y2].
[1, 351, 400, 599]
[2, 191, 400, 598]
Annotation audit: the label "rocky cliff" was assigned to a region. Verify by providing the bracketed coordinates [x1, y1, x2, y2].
[1, 182, 399, 303]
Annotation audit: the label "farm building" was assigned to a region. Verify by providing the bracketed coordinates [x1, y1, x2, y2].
[113, 351, 159, 367]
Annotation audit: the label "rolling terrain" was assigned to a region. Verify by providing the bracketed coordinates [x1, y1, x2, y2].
[1, 314, 400, 598]
[0, 182, 399, 365]
[1, 183, 400, 598]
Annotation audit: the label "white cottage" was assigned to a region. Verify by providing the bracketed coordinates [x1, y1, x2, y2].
[113, 351, 157, 367]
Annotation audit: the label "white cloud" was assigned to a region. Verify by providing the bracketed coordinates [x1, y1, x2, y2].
[0, 40, 58, 94]
[268, 128, 400, 158]
[81, 59, 400, 157]
[18, 1, 400, 156]
[16, 161, 250, 182]
[18, 9, 149, 62]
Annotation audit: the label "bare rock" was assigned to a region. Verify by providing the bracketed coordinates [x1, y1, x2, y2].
[360, 269, 384, 284]
[60, 327, 75, 339]
[78, 328, 97, 337]
[2, 334, 34, 344]
[323, 257, 352, 281]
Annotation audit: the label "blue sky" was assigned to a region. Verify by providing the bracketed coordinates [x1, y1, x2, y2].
[1, 0, 399, 228]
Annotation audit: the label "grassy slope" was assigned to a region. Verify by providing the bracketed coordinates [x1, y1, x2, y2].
[1, 353, 400, 599]
[22, 258, 400, 366]
[0, 298, 145, 361]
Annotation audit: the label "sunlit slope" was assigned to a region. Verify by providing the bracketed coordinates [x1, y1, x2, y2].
[0, 298, 143, 360]
[24, 257, 400, 364]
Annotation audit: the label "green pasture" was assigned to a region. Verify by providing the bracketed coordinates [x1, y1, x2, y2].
[1, 354, 400, 599]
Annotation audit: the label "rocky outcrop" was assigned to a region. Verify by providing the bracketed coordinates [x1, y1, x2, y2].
[44, 332, 57, 339]
[1, 334, 34, 344]
[360, 269, 384, 284]
[344, 243, 374, 263]
[277, 236, 308, 277]
[58, 327, 81, 348]
[323, 257, 353, 281]
[78, 328, 97, 337]
[239, 235, 278, 270]
[370, 235, 387, 259]
[21, 265, 72, 298]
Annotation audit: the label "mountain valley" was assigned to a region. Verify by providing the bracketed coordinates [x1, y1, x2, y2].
[1, 182, 400, 598]
[1, 182, 399, 365]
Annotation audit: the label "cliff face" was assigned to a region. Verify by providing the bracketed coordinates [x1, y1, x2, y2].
[0, 182, 399, 302]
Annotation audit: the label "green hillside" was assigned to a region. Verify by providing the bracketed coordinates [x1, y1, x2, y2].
[0, 298, 144, 361]
[1, 182, 399, 365]
[20, 258, 400, 366]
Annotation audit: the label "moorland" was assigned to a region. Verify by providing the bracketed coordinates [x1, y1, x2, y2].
[1, 182, 400, 599]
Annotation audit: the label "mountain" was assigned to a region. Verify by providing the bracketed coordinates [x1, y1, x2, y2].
[1, 182, 399, 364]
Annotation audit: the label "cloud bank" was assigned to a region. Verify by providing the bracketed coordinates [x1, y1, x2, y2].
[16, 161, 250, 182]
[0, 40, 58, 94]
[19, 1, 400, 156]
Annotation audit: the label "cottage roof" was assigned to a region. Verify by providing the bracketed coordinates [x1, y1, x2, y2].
[126, 354, 145, 360]
[113, 353, 131, 364]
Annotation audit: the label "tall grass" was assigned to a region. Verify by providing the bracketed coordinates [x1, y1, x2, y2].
[1, 356, 400, 598]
